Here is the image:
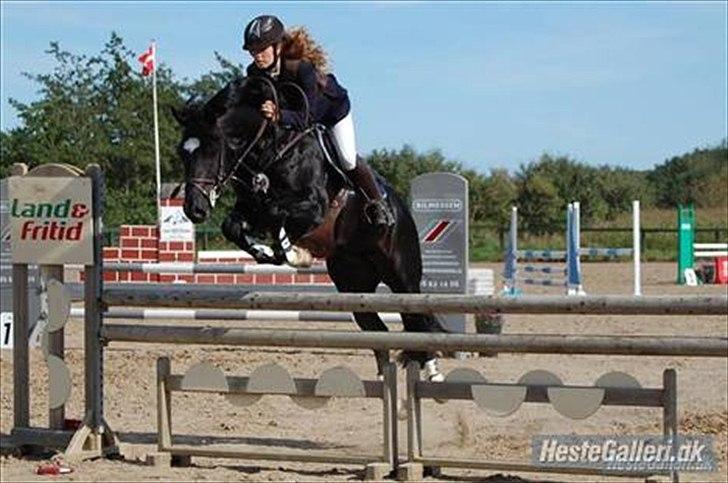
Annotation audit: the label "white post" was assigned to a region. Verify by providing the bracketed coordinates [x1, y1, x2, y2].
[566, 203, 572, 294]
[574, 201, 581, 256]
[503, 206, 518, 295]
[151, 40, 162, 212]
[633, 200, 642, 296]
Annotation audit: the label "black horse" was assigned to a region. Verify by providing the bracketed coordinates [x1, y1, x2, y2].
[172, 77, 447, 378]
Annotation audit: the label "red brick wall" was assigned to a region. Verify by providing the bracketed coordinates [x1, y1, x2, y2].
[91, 197, 332, 285]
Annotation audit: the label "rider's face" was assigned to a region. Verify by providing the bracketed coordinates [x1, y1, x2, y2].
[250, 45, 276, 69]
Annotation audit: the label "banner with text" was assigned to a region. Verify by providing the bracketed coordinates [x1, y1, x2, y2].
[159, 205, 194, 242]
[9, 176, 93, 264]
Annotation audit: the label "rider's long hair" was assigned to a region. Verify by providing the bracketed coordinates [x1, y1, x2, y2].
[281, 27, 329, 74]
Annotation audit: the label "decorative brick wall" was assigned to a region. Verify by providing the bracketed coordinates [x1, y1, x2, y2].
[96, 197, 332, 285]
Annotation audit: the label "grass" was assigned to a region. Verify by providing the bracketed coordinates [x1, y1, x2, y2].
[470, 207, 727, 262]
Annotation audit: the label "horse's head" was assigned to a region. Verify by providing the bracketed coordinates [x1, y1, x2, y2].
[172, 95, 226, 223]
[173, 78, 283, 223]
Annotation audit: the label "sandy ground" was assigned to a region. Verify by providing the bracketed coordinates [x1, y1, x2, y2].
[1, 262, 727, 482]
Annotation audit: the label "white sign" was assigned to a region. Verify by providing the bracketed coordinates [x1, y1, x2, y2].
[159, 206, 194, 242]
[9, 176, 93, 264]
[1, 312, 12, 349]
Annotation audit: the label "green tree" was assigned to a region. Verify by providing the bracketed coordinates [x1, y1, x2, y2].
[597, 167, 652, 220]
[367, 145, 462, 201]
[648, 140, 728, 208]
[476, 168, 517, 227]
[517, 154, 607, 222]
[3, 34, 182, 186]
[515, 170, 563, 235]
[0, 33, 246, 228]
[186, 52, 246, 100]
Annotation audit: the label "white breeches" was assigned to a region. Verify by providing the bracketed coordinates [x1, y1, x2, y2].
[330, 111, 358, 170]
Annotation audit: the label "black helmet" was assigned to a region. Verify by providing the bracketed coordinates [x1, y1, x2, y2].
[243, 15, 285, 51]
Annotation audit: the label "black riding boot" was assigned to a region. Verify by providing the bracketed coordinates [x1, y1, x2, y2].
[348, 161, 395, 228]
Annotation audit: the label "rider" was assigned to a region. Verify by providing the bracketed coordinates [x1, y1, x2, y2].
[241, 14, 395, 228]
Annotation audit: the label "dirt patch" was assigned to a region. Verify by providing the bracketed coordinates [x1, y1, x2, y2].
[1, 262, 726, 481]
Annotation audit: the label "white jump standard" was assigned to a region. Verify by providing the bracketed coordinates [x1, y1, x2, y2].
[503, 201, 641, 296]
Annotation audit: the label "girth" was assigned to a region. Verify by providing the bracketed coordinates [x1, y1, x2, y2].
[293, 188, 351, 258]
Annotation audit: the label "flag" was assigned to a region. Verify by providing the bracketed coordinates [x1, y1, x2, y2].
[138, 45, 155, 76]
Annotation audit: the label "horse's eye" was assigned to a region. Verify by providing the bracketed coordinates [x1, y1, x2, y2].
[183, 137, 201, 154]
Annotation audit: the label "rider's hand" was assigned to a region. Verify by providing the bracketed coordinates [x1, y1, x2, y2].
[261, 101, 279, 121]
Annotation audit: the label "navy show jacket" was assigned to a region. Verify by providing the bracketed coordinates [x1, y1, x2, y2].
[246, 59, 351, 130]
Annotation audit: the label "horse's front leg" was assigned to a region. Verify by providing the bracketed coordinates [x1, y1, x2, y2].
[221, 212, 286, 265]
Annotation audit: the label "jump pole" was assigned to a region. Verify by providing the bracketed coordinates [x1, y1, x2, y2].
[99, 286, 728, 315]
[633, 200, 642, 296]
[69, 306, 403, 323]
[101, 325, 728, 358]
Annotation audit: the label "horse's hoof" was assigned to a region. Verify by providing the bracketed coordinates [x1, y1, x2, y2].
[423, 359, 443, 382]
[286, 246, 313, 267]
[424, 359, 446, 403]
[428, 373, 445, 383]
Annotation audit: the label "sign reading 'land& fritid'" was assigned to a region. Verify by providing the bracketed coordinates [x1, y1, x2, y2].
[8, 176, 93, 264]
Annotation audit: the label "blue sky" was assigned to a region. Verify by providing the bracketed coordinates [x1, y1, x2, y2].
[1, 1, 726, 173]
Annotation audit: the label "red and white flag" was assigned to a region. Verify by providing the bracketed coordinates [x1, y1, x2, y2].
[138, 44, 155, 76]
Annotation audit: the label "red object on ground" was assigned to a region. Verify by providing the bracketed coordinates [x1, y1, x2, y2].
[36, 463, 73, 475]
[715, 256, 728, 284]
[36, 461, 73, 476]
[36, 464, 60, 475]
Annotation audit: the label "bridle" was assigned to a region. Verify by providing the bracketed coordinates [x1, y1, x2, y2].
[186, 76, 312, 209]
[187, 118, 269, 208]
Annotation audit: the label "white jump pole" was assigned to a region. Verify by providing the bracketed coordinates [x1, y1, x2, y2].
[502, 206, 519, 295]
[633, 200, 642, 296]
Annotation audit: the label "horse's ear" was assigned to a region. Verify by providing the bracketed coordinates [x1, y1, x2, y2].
[171, 106, 187, 126]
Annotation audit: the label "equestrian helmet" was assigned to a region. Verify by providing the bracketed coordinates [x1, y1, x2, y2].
[243, 15, 285, 51]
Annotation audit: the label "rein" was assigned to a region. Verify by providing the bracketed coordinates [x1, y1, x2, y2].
[188, 118, 268, 207]
[187, 76, 315, 207]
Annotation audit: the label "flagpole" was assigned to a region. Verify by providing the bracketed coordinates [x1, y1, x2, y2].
[151, 40, 162, 214]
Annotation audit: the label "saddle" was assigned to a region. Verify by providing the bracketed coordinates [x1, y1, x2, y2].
[312, 124, 388, 196]
[281, 124, 384, 260]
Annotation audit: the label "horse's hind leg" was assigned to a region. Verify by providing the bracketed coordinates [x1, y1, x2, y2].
[381, 230, 448, 379]
[327, 252, 389, 376]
